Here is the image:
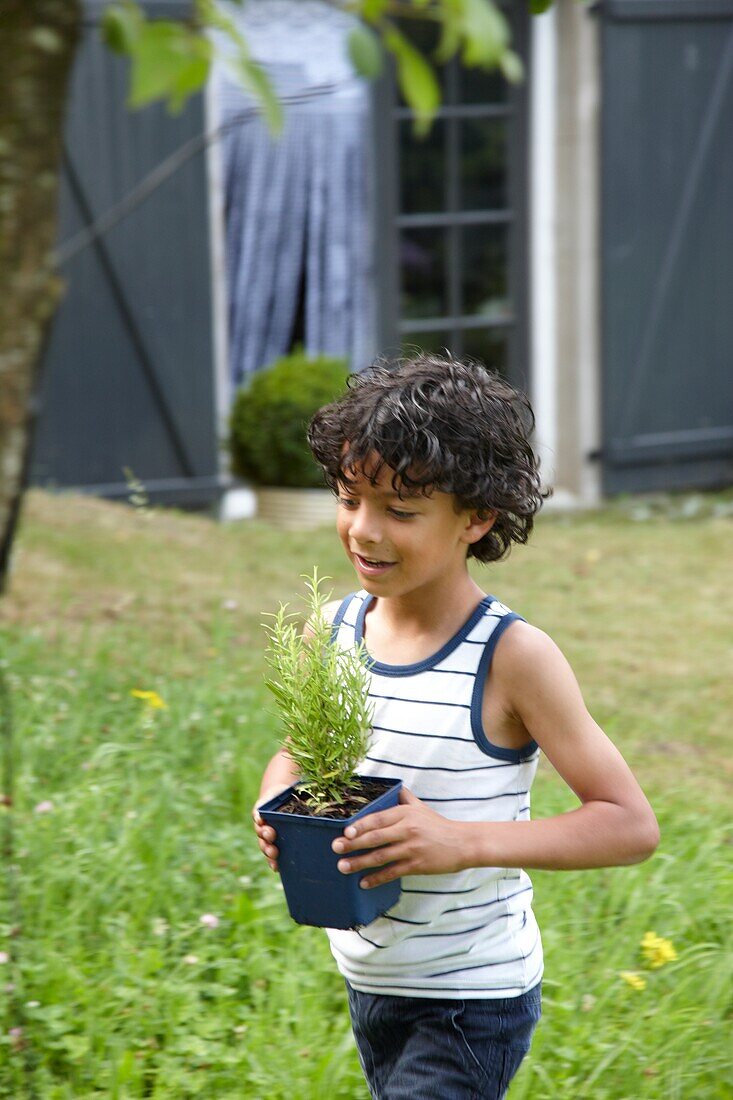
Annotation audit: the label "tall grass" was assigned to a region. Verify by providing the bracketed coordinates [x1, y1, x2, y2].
[1, 490, 731, 1097]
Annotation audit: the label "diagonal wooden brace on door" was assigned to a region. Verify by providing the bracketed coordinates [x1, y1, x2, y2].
[60, 147, 196, 479]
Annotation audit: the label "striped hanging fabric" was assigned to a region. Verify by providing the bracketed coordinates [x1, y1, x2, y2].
[210, 0, 376, 387]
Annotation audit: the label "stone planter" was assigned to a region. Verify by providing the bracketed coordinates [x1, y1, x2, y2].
[255, 487, 337, 530]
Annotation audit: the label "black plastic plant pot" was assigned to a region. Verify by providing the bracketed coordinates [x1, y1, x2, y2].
[259, 776, 403, 929]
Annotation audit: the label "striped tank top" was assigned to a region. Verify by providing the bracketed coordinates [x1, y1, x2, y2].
[326, 589, 544, 999]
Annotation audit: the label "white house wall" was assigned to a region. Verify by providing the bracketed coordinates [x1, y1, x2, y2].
[205, 77, 233, 477]
[532, 0, 603, 508]
[530, 5, 559, 499]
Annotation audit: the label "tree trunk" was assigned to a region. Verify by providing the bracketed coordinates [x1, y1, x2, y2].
[0, 1, 82, 593]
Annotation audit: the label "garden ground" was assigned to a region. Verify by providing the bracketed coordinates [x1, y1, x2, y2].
[1, 488, 731, 1098]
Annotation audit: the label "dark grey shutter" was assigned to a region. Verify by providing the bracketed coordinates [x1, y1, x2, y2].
[31, 0, 222, 507]
[600, 0, 733, 493]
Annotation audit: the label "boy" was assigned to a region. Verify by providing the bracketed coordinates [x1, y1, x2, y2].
[253, 354, 659, 1099]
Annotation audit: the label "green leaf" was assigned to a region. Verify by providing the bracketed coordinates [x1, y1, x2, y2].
[168, 59, 212, 113]
[348, 25, 383, 79]
[529, 0, 555, 13]
[435, 17, 461, 64]
[461, 0, 509, 68]
[102, 1, 142, 55]
[128, 21, 212, 112]
[500, 49, 524, 84]
[62, 1032, 90, 1060]
[226, 54, 283, 134]
[198, 0, 282, 133]
[362, 0, 389, 22]
[385, 27, 440, 136]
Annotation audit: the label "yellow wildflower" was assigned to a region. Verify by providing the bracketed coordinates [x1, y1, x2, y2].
[641, 931, 678, 969]
[131, 689, 167, 710]
[620, 971, 646, 991]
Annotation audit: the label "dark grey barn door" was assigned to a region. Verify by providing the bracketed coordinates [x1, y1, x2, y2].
[601, 0, 733, 494]
[31, 1, 221, 506]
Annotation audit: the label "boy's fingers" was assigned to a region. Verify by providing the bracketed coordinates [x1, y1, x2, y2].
[258, 836, 279, 856]
[254, 784, 290, 818]
[338, 844, 406, 875]
[341, 806, 402, 840]
[361, 863, 406, 889]
[332, 824, 397, 854]
[253, 789, 285, 872]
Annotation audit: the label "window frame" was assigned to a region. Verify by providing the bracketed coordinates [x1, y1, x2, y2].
[372, 3, 530, 390]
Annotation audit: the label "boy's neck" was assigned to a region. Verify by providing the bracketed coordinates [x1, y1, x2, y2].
[367, 575, 487, 639]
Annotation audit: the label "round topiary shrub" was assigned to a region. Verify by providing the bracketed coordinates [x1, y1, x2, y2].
[229, 350, 350, 489]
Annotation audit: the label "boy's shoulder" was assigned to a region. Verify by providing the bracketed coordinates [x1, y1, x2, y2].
[495, 616, 560, 671]
[321, 598, 345, 623]
[492, 615, 573, 701]
[303, 597, 344, 639]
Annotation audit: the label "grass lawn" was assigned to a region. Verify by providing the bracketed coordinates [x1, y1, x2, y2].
[1, 488, 732, 1098]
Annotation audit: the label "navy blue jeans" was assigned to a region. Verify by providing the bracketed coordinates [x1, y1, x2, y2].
[345, 980, 542, 1100]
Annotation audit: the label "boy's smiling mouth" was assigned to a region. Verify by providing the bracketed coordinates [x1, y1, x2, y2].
[353, 553, 396, 575]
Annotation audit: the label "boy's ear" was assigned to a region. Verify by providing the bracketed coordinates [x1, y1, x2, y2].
[462, 509, 497, 546]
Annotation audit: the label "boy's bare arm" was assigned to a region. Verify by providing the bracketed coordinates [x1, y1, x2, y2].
[252, 748, 300, 871]
[463, 622, 660, 871]
[258, 747, 301, 802]
[332, 623, 660, 885]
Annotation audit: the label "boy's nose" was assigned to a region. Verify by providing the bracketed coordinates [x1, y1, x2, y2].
[349, 507, 383, 546]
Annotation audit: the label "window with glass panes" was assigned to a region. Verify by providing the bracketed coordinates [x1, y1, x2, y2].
[381, 8, 529, 386]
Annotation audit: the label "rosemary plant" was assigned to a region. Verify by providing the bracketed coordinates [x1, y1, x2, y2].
[262, 568, 374, 814]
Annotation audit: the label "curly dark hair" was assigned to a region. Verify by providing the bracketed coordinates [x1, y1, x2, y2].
[307, 352, 551, 563]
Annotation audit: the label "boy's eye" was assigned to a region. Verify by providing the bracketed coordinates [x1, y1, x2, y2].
[338, 497, 415, 519]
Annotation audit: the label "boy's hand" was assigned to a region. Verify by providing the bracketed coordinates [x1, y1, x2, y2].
[331, 787, 468, 888]
[252, 786, 289, 872]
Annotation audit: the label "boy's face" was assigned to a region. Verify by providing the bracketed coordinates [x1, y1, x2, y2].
[336, 452, 494, 598]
